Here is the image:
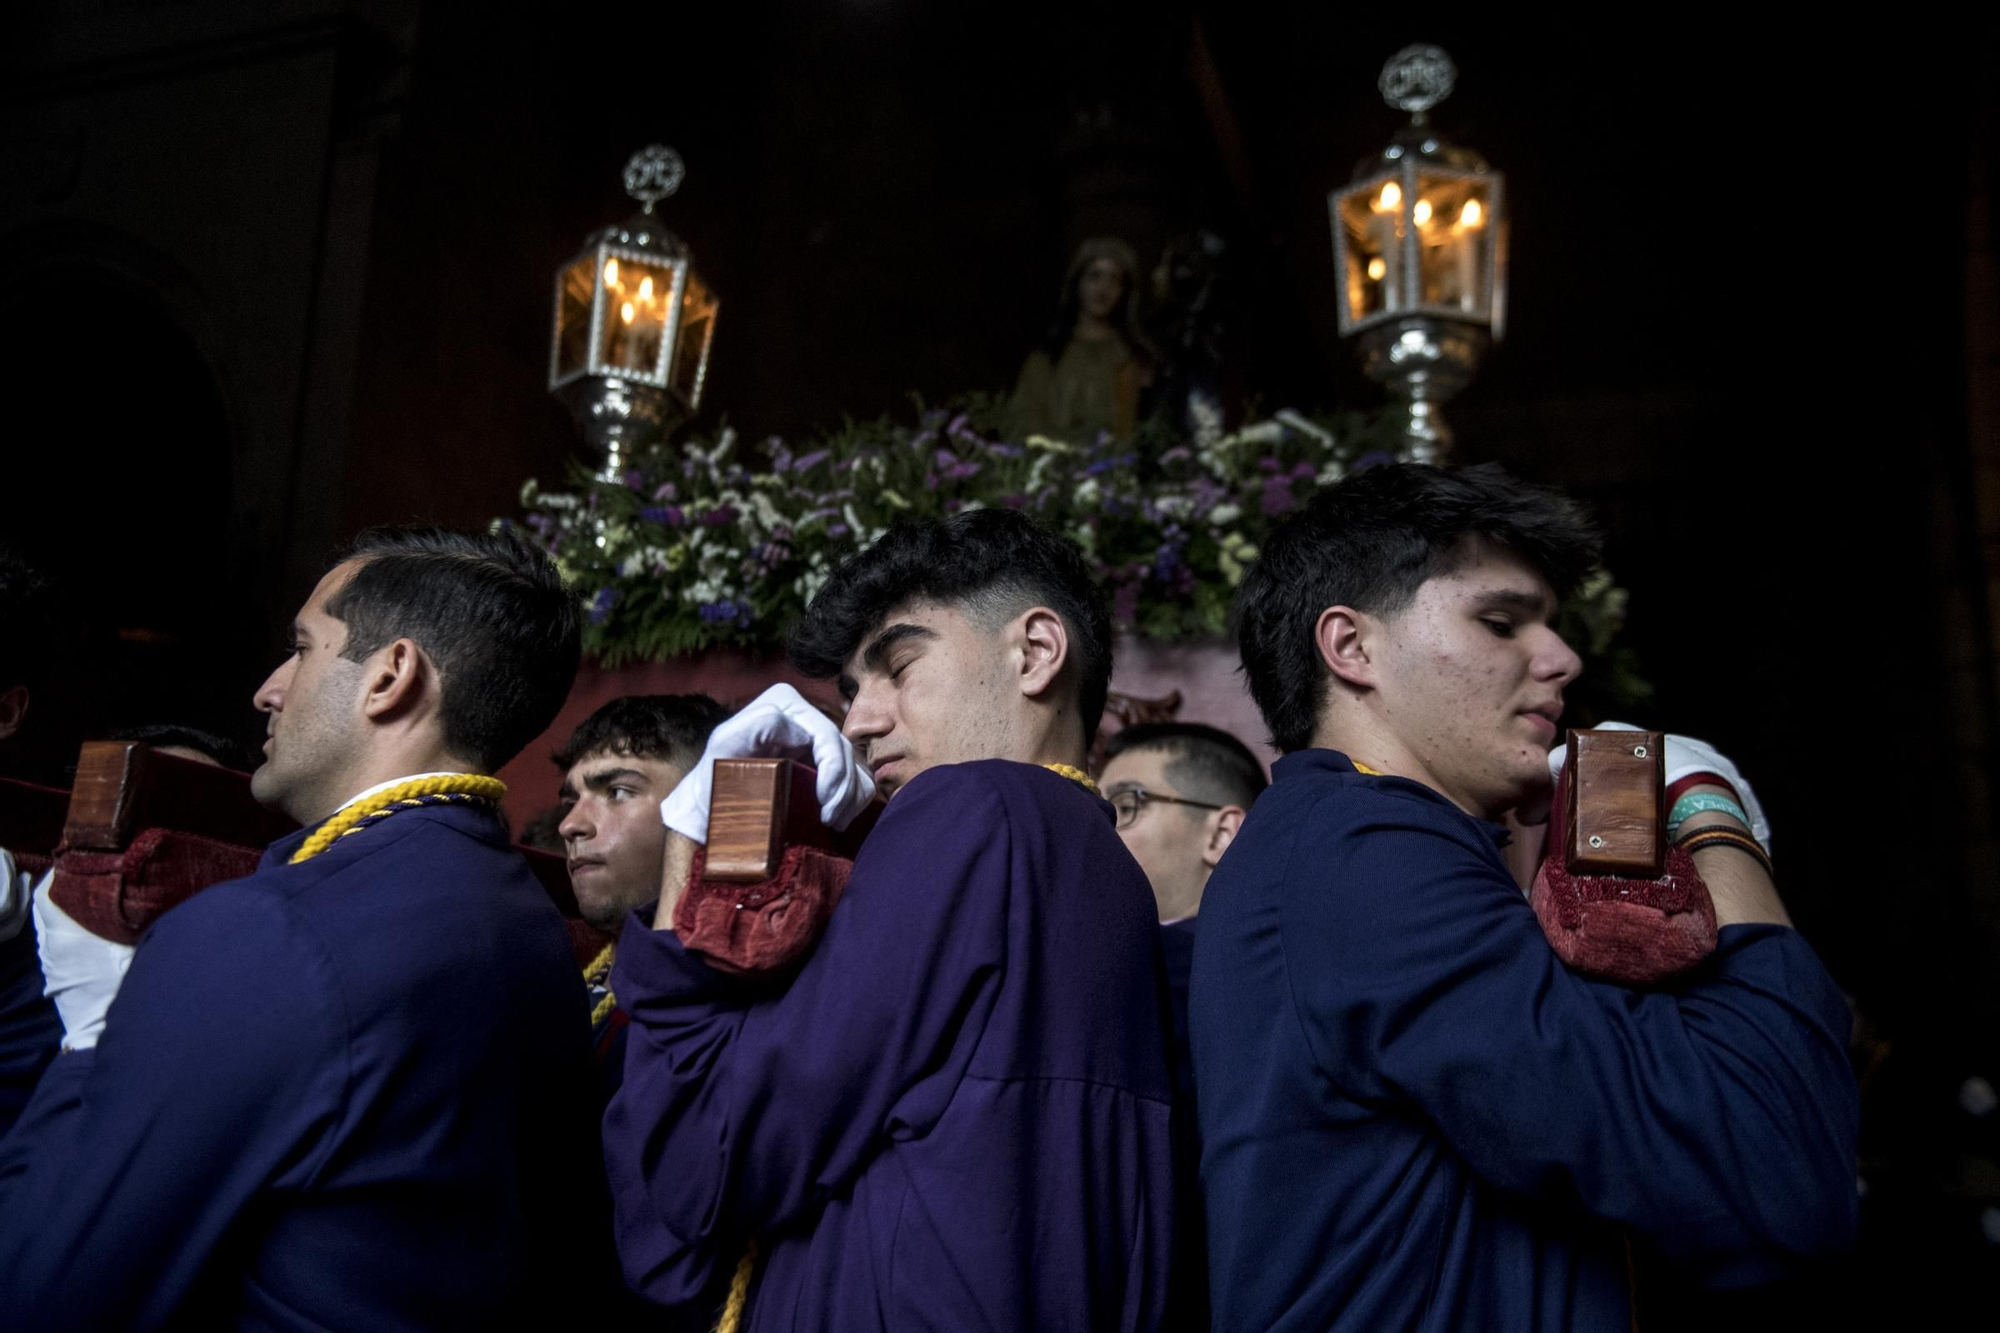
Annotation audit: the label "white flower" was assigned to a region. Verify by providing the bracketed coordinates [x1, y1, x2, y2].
[1075, 478, 1101, 507]
[519, 478, 541, 506]
[1208, 503, 1241, 525]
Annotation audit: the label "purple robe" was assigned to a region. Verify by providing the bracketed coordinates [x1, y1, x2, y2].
[604, 759, 1179, 1331]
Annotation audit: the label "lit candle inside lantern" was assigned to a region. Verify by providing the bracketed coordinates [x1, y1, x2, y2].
[1453, 197, 1484, 312]
[604, 258, 620, 287]
[1370, 181, 1402, 312]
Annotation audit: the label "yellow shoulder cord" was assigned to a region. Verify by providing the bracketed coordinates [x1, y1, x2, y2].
[714, 1239, 758, 1333]
[1351, 761, 1385, 776]
[584, 942, 619, 1028]
[715, 763, 1093, 1333]
[1041, 762, 1100, 796]
[288, 774, 507, 865]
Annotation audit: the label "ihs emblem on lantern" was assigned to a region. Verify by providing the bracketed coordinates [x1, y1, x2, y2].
[1330, 46, 1505, 463]
[549, 145, 720, 478]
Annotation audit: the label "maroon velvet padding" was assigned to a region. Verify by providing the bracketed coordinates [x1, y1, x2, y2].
[673, 844, 854, 976]
[48, 830, 264, 946]
[1530, 761, 1719, 985]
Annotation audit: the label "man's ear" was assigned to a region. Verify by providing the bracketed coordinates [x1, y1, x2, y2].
[1202, 804, 1247, 869]
[358, 638, 432, 723]
[0, 685, 27, 740]
[1014, 607, 1070, 702]
[1313, 606, 1376, 690]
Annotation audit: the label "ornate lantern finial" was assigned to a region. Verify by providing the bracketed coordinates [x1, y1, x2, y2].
[623, 144, 685, 214]
[548, 145, 719, 479]
[1327, 46, 1505, 464]
[1378, 45, 1456, 119]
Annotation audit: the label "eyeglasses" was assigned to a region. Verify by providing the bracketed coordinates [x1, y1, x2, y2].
[1107, 786, 1224, 830]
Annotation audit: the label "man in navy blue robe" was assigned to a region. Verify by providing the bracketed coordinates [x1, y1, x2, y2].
[1194, 464, 1859, 1331]
[0, 527, 618, 1330]
[551, 691, 727, 1100]
[0, 549, 65, 1137]
[603, 509, 1180, 1330]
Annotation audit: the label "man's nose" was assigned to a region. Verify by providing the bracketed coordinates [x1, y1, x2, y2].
[558, 804, 593, 843]
[841, 688, 887, 744]
[1537, 628, 1584, 685]
[253, 662, 290, 714]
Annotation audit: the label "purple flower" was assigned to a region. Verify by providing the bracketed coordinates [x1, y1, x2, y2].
[1002, 493, 1027, 508]
[1290, 460, 1316, 480]
[639, 505, 684, 526]
[1112, 582, 1140, 625]
[792, 449, 830, 472]
[652, 481, 678, 501]
[1158, 446, 1192, 466]
[1261, 476, 1297, 517]
[1257, 455, 1281, 474]
[946, 412, 970, 437]
[1355, 450, 1395, 472]
[698, 506, 738, 527]
[588, 588, 619, 626]
[828, 523, 851, 540]
[623, 469, 646, 490]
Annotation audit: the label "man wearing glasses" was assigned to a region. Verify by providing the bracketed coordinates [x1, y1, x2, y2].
[1096, 722, 1266, 1087]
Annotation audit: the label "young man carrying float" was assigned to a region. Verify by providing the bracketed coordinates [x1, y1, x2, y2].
[1191, 462, 1859, 1332]
[0, 528, 619, 1329]
[603, 509, 1179, 1331]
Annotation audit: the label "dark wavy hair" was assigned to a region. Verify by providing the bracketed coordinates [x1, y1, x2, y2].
[788, 508, 1114, 741]
[326, 526, 582, 772]
[1235, 462, 1600, 754]
[552, 693, 728, 773]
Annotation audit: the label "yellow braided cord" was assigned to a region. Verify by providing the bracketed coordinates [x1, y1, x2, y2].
[1352, 761, 1385, 776]
[714, 1240, 758, 1333]
[1041, 763, 1099, 796]
[289, 774, 507, 864]
[583, 941, 619, 1027]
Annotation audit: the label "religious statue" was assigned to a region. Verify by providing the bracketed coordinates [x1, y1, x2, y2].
[1144, 229, 1232, 446]
[1004, 237, 1156, 444]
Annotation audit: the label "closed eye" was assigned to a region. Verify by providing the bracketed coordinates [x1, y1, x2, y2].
[1481, 618, 1514, 638]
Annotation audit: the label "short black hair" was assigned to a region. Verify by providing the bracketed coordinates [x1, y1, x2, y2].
[551, 693, 728, 773]
[325, 526, 582, 772]
[788, 508, 1115, 740]
[0, 548, 55, 696]
[1102, 721, 1268, 811]
[111, 723, 258, 773]
[1236, 462, 1600, 754]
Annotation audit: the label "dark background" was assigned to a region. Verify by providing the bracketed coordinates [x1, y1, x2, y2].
[4, 1, 1996, 1312]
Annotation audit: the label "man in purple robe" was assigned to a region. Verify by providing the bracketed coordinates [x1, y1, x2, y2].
[603, 509, 1180, 1330]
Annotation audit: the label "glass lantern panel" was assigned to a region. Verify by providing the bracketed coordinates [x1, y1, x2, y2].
[671, 271, 718, 405]
[595, 255, 678, 382]
[553, 255, 597, 383]
[1337, 176, 1407, 323]
[1410, 173, 1495, 317]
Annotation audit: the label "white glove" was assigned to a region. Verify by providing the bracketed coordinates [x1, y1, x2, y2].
[660, 683, 876, 845]
[32, 872, 136, 1052]
[1548, 720, 1771, 853]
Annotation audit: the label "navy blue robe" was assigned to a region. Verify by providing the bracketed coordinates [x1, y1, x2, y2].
[0, 866, 61, 1137]
[1191, 750, 1859, 1333]
[605, 759, 1178, 1331]
[0, 803, 618, 1330]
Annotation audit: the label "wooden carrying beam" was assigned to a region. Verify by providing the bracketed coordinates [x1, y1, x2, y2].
[64, 741, 297, 853]
[1565, 729, 1666, 877]
[704, 758, 880, 882]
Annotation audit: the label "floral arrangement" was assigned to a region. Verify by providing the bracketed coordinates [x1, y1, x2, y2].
[507, 395, 1647, 711]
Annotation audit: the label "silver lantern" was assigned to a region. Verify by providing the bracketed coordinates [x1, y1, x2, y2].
[549, 144, 719, 478]
[1329, 46, 1505, 463]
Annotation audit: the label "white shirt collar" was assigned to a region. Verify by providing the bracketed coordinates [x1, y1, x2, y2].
[333, 772, 464, 815]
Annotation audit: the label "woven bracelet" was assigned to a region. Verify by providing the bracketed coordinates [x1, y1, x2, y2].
[1677, 826, 1774, 879]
